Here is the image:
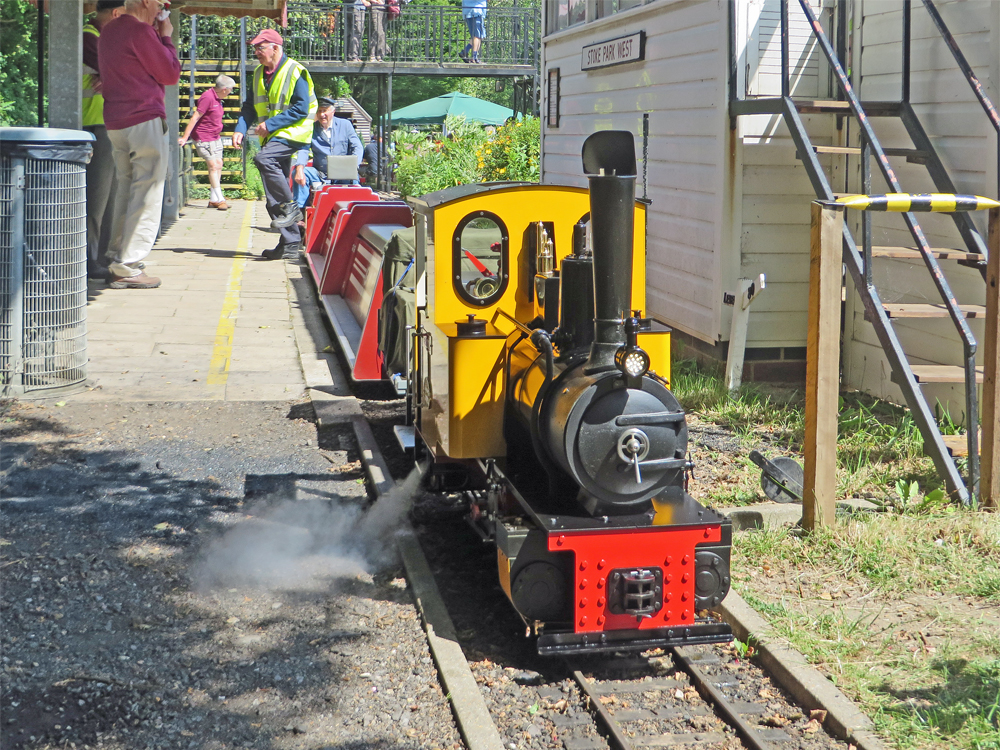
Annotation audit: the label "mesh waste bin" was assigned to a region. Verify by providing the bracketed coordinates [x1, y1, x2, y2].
[1, 127, 94, 396]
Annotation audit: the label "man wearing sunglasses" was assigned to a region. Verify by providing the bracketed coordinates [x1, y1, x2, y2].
[233, 29, 317, 261]
[97, 0, 181, 289]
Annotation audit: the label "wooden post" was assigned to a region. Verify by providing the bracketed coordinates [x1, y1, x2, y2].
[803, 202, 844, 529]
[981, 207, 1000, 509]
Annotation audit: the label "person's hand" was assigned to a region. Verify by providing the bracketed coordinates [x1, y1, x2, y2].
[156, 14, 173, 38]
[232, 132, 244, 148]
[294, 168, 307, 187]
[92, 75, 103, 94]
[255, 121, 269, 138]
[178, 136, 187, 147]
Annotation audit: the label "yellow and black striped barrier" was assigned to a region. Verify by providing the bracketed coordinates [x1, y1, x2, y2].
[835, 193, 1000, 212]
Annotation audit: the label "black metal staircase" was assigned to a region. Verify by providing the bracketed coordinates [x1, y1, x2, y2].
[731, 0, 1000, 504]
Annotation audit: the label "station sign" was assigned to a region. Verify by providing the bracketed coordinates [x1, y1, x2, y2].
[581, 31, 645, 71]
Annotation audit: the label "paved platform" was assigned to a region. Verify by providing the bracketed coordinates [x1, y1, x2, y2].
[73, 199, 311, 403]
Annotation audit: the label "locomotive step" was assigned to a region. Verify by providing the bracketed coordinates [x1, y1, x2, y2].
[393, 424, 415, 451]
[881, 303, 987, 319]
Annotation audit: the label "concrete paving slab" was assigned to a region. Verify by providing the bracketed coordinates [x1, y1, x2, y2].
[98, 293, 188, 307]
[40, 200, 307, 405]
[93, 356, 212, 373]
[718, 502, 803, 531]
[224, 384, 306, 401]
[146, 344, 217, 358]
[79, 372, 147, 388]
[86, 324, 168, 340]
[229, 347, 300, 363]
[86, 341, 160, 357]
[224, 371, 307, 385]
[153, 333, 230, 346]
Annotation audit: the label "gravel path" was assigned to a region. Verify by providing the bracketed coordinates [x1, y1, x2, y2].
[1, 399, 462, 750]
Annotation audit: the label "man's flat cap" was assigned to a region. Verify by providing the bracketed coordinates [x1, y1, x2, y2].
[317, 97, 337, 109]
[250, 29, 283, 46]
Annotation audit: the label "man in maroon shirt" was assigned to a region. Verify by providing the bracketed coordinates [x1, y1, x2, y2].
[99, 0, 181, 289]
[179, 74, 235, 210]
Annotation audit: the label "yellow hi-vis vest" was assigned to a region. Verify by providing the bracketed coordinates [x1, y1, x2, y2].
[252, 56, 317, 145]
[82, 23, 103, 127]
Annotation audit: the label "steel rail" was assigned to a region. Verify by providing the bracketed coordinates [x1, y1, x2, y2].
[574, 654, 777, 750]
[572, 670, 634, 750]
[672, 646, 776, 750]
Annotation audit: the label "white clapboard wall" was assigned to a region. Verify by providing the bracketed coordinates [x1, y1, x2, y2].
[733, 0, 836, 349]
[541, 0, 731, 345]
[744, 0, 825, 98]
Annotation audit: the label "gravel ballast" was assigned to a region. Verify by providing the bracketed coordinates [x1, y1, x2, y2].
[1, 399, 462, 750]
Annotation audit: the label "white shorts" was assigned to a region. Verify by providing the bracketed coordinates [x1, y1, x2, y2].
[195, 139, 223, 160]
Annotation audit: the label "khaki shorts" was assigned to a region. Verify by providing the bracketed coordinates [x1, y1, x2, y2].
[195, 139, 223, 160]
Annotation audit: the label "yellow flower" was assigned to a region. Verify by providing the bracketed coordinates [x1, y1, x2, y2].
[499, 168, 505, 174]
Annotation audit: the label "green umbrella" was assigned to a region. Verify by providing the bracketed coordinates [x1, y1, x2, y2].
[391, 91, 513, 126]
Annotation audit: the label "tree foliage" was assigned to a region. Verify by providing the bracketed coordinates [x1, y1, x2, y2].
[392, 114, 539, 197]
[0, 0, 42, 126]
[475, 115, 538, 182]
[393, 115, 485, 196]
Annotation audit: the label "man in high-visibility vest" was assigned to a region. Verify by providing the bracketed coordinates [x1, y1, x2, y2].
[233, 29, 317, 261]
[82, 0, 125, 280]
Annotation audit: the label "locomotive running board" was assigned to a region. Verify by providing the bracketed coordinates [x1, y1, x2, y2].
[537, 621, 733, 656]
[393, 424, 415, 451]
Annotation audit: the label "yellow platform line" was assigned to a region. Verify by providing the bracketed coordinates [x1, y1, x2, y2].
[206, 203, 253, 386]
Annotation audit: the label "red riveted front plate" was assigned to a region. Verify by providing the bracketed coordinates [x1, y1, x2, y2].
[548, 525, 721, 633]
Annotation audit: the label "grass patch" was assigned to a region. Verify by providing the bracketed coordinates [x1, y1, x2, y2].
[732, 513, 1000, 749]
[671, 358, 957, 506]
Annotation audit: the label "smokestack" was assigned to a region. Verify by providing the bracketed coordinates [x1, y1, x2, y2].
[581, 131, 637, 371]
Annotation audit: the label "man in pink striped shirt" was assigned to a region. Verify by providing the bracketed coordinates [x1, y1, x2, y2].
[99, 0, 181, 289]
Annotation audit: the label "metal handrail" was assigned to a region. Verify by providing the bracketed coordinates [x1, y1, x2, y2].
[794, 0, 980, 501]
[908, 0, 1000, 200]
[180, 4, 540, 68]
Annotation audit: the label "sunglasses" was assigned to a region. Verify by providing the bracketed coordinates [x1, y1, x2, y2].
[253, 43, 275, 51]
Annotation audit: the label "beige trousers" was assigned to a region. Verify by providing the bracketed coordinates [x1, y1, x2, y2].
[107, 117, 169, 278]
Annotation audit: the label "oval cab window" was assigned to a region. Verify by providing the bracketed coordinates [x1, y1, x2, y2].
[453, 211, 509, 306]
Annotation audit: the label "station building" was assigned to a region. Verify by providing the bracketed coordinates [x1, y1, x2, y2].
[539, 0, 999, 412]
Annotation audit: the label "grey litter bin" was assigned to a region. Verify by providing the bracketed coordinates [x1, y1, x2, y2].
[1, 127, 94, 396]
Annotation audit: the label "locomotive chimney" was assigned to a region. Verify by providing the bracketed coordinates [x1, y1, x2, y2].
[581, 131, 637, 372]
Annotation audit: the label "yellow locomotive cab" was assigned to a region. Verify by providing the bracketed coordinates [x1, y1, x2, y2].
[407, 182, 662, 459]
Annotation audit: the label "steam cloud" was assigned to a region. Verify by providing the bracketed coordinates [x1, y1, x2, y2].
[195, 468, 422, 592]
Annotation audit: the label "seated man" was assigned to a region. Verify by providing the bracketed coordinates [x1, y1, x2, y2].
[293, 98, 364, 208]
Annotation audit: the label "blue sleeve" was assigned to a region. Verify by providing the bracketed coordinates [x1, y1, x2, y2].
[264, 76, 311, 139]
[235, 97, 257, 136]
[293, 146, 310, 167]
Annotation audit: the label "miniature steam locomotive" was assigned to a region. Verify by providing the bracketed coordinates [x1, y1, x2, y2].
[302, 131, 733, 654]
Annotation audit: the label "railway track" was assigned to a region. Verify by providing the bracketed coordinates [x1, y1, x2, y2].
[354, 402, 850, 750]
[570, 643, 833, 750]
[300, 271, 854, 750]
